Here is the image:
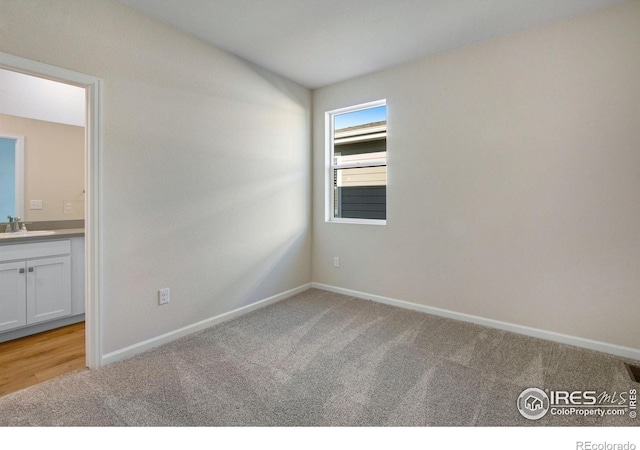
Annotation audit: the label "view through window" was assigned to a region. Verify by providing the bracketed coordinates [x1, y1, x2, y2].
[328, 100, 387, 223]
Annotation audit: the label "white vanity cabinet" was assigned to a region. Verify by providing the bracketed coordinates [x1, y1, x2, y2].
[0, 240, 72, 333]
[0, 261, 27, 331]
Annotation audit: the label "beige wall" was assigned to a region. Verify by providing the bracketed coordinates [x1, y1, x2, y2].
[2, 0, 636, 359]
[313, 2, 640, 350]
[0, 0, 312, 355]
[0, 114, 84, 222]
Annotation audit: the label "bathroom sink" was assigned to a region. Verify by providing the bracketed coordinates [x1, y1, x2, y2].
[0, 230, 57, 239]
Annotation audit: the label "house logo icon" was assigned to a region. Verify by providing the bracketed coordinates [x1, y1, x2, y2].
[525, 395, 543, 411]
[517, 388, 550, 420]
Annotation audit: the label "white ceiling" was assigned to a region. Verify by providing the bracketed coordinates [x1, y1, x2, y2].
[0, 68, 86, 127]
[117, 0, 626, 89]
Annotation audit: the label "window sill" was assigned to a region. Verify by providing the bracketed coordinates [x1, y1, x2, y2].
[326, 218, 386, 226]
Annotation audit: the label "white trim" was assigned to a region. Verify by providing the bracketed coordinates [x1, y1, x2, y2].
[325, 108, 334, 222]
[329, 99, 387, 116]
[0, 52, 104, 369]
[101, 283, 312, 366]
[311, 282, 640, 361]
[85, 75, 103, 369]
[325, 99, 387, 225]
[329, 218, 387, 226]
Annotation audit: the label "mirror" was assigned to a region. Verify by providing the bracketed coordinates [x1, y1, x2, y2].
[0, 68, 85, 224]
[0, 134, 24, 221]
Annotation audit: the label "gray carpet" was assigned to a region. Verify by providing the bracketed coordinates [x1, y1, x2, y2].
[0, 288, 638, 426]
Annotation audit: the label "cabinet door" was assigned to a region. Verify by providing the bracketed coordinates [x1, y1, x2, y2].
[26, 256, 71, 325]
[0, 261, 27, 332]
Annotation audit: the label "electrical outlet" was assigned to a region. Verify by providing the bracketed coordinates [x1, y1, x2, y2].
[30, 200, 43, 210]
[158, 288, 170, 305]
[333, 257, 340, 268]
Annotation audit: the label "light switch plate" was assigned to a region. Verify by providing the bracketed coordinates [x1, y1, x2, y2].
[30, 200, 43, 210]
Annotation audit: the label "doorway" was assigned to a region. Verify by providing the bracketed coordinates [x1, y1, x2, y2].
[0, 52, 102, 371]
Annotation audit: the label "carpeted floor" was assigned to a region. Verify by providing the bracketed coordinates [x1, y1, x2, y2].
[0, 288, 637, 426]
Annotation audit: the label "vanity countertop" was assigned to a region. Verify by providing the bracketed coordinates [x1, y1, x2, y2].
[0, 228, 85, 245]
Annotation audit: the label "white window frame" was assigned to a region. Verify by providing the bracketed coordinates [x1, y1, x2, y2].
[325, 99, 387, 225]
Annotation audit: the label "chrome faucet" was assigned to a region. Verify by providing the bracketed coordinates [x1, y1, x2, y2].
[7, 216, 21, 232]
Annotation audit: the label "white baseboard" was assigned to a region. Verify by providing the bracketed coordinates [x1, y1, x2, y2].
[101, 283, 312, 366]
[311, 282, 640, 361]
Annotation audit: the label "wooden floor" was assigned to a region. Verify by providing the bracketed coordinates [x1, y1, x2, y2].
[0, 322, 86, 397]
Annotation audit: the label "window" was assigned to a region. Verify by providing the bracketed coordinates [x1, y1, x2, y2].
[326, 100, 387, 224]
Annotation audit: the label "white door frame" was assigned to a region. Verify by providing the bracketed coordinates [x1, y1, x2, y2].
[0, 52, 103, 368]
